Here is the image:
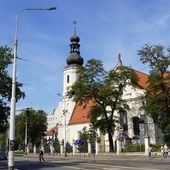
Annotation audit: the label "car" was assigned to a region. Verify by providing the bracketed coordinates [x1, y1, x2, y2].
[0, 151, 7, 160]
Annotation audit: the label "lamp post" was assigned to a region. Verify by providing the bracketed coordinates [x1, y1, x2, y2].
[25, 122, 27, 154]
[24, 108, 29, 155]
[8, 7, 56, 170]
[57, 93, 68, 157]
[63, 109, 67, 157]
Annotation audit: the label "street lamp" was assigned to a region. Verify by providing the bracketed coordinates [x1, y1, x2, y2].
[25, 122, 27, 154]
[63, 109, 68, 157]
[57, 93, 68, 157]
[8, 7, 56, 170]
[24, 108, 29, 155]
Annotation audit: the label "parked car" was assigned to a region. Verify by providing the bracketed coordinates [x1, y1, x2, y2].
[0, 151, 7, 160]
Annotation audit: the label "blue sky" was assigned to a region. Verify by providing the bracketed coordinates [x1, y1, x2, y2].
[1, 0, 170, 114]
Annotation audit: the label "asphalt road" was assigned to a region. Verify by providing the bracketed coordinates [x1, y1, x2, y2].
[1, 154, 170, 170]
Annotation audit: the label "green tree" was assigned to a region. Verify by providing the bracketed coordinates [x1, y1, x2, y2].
[87, 124, 98, 153]
[77, 127, 88, 153]
[53, 138, 60, 153]
[137, 44, 170, 133]
[16, 108, 47, 148]
[0, 45, 25, 133]
[0, 132, 8, 151]
[67, 59, 138, 152]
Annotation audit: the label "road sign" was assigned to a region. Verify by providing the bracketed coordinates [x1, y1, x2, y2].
[75, 140, 82, 145]
[119, 132, 125, 138]
[138, 135, 143, 139]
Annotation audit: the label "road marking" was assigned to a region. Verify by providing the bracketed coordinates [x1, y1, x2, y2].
[75, 163, 166, 170]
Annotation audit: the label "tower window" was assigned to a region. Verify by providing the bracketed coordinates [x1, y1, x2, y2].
[67, 75, 69, 83]
[120, 110, 128, 131]
[132, 117, 140, 135]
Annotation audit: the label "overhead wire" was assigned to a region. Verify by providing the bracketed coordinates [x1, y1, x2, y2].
[17, 57, 62, 71]
[14, 57, 63, 95]
[22, 83, 61, 94]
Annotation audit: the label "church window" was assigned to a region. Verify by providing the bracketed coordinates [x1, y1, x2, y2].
[120, 110, 128, 131]
[132, 117, 140, 135]
[67, 75, 69, 83]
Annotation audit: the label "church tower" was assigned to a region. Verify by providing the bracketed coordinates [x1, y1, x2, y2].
[63, 21, 84, 96]
[62, 21, 84, 115]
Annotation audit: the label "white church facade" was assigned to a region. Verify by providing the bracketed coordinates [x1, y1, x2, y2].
[46, 24, 163, 153]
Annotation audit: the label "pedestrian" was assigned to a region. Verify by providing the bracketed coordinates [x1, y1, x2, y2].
[39, 149, 45, 162]
[148, 146, 152, 158]
[161, 144, 164, 158]
[164, 144, 168, 158]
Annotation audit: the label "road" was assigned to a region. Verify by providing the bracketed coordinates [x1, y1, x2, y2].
[0, 154, 170, 170]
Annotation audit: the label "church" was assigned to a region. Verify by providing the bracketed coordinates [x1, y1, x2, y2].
[46, 23, 163, 153]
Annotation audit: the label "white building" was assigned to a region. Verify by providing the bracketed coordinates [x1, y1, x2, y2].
[47, 23, 163, 153]
[47, 109, 56, 131]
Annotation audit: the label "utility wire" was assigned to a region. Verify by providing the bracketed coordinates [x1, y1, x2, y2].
[17, 57, 62, 71]
[23, 83, 62, 94]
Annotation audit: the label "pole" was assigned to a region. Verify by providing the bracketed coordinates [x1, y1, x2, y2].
[57, 93, 68, 157]
[64, 110, 67, 157]
[25, 122, 27, 155]
[8, 7, 56, 170]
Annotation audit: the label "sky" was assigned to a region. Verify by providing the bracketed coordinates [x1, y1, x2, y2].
[1, 0, 170, 114]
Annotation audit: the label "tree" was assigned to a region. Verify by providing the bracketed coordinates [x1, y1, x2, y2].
[77, 127, 88, 153]
[0, 132, 8, 151]
[53, 137, 60, 153]
[87, 124, 98, 153]
[0, 45, 25, 133]
[137, 44, 170, 133]
[67, 59, 138, 152]
[16, 108, 47, 149]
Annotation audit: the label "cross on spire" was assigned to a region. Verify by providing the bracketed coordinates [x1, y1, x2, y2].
[118, 53, 122, 66]
[73, 20, 77, 35]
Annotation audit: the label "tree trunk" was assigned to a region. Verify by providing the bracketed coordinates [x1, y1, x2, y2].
[108, 133, 114, 152]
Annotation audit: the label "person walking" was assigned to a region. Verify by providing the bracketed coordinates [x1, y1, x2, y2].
[148, 146, 152, 158]
[39, 149, 45, 162]
[161, 144, 164, 158]
[164, 144, 168, 158]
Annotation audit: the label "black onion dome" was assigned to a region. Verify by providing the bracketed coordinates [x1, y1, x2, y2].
[66, 53, 84, 65]
[66, 34, 84, 66]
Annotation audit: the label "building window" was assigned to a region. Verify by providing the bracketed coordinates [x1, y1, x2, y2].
[120, 110, 128, 131]
[132, 117, 140, 135]
[67, 75, 69, 83]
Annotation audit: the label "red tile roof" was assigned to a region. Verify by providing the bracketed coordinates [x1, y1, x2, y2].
[135, 70, 149, 89]
[69, 101, 95, 125]
[45, 124, 58, 136]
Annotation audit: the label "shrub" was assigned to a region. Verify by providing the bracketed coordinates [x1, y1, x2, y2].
[124, 144, 145, 152]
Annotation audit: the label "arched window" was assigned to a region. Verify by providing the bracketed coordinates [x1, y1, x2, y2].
[67, 75, 69, 83]
[132, 117, 140, 135]
[120, 110, 128, 131]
